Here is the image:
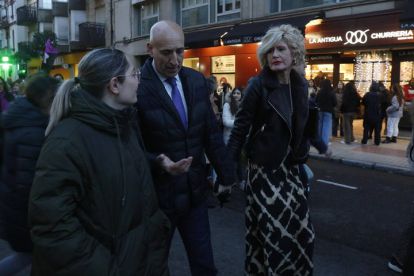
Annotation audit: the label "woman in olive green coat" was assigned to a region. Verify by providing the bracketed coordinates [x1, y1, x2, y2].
[28, 48, 170, 275]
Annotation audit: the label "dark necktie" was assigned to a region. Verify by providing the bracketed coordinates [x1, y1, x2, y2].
[165, 77, 187, 130]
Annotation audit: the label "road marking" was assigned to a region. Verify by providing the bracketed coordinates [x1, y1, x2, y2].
[316, 179, 358, 190]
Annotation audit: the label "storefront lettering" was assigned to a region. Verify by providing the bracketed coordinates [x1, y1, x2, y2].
[310, 55, 333, 60]
[224, 38, 242, 44]
[399, 51, 414, 57]
[309, 36, 342, 44]
[371, 30, 413, 40]
[401, 23, 414, 29]
[307, 29, 414, 46]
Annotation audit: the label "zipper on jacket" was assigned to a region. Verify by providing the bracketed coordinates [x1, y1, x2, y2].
[251, 123, 266, 140]
[267, 100, 292, 163]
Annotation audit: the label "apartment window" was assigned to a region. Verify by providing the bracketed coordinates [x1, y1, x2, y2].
[271, 0, 355, 12]
[71, 11, 86, 41]
[96, 7, 105, 24]
[55, 17, 69, 44]
[182, 0, 209, 28]
[39, 0, 52, 9]
[141, 2, 158, 35]
[217, 0, 240, 22]
[39, 22, 53, 32]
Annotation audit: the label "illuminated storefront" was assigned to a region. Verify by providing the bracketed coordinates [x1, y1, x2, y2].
[305, 9, 414, 95]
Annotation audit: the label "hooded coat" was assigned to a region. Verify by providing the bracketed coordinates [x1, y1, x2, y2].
[0, 97, 48, 253]
[28, 89, 170, 276]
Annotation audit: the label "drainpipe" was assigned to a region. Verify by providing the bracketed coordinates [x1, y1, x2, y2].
[110, 0, 113, 45]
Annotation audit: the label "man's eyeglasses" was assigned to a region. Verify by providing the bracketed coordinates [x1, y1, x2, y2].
[115, 69, 141, 82]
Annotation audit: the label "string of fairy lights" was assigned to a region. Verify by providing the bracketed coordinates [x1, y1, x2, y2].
[354, 51, 391, 94]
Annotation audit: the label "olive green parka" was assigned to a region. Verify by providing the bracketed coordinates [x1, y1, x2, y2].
[28, 88, 170, 275]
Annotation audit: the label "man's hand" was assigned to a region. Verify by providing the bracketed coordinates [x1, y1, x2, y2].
[213, 184, 233, 197]
[157, 154, 193, 176]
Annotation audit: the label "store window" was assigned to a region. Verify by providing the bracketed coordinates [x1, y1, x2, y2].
[400, 61, 414, 87]
[307, 64, 334, 85]
[354, 51, 392, 95]
[183, 58, 199, 71]
[217, 0, 240, 22]
[271, 0, 355, 12]
[182, 0, 209, 28]
[141, 2, 158, 36]
[339, 64, 354, 84]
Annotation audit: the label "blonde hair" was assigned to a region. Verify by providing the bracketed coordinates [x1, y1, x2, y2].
[45, 48, 129, 136]
[257, 24, 306, 69]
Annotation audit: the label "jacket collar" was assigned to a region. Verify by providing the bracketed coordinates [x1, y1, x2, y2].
[259, 66, 308, 151]
[141, 57, 193, 132]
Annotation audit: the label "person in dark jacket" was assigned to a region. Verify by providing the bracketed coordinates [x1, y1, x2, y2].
[316, 79, 337, 145]
[361, 82, 382, 146]
[227, 24, 313, 275]
[340, 83, 361, 144]
[0, 77, 14, 112]
[0, 74, 59, 276]
[28, 48, 170, 275]
[136, 21, 235, 276]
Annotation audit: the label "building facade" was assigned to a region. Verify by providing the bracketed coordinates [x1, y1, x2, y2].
[110, 0, 411, 93]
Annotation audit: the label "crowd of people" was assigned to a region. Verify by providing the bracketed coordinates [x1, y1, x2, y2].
[0, 20, 411, 276]
[306, 75, 409, 147]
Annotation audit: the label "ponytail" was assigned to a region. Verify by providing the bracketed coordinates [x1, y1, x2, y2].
[45, 79, 76, 136]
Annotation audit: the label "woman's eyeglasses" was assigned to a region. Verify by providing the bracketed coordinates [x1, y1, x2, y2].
[115, 69, 141, 82]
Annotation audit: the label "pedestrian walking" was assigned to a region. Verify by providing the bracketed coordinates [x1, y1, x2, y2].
[332, 81, 344, 138]
[316, 79, 337, 145]
[0, 74, 60, 276]
[28, 48, 170, 275]
[340, 82, 361, 144]
[361, 82, 382, 146]
[380, 87, 392, 135]
[223, 86, 246, 190]
[227, 24, 314, 275]
[0, 77, 14, 112]
[136, 21, 235, 276]
[382, 83, 405, 143]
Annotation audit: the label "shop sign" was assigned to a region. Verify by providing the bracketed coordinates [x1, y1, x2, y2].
[222, 35, 264, 45]
[211, 55, 236, 73]
[308, 29, 413, 46]
[401, 22, 414, 30]
[306, 13, 414, 50]
[398, 50, 414, 57]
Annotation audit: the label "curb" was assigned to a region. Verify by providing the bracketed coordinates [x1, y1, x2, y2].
[309, 153, 414, 177]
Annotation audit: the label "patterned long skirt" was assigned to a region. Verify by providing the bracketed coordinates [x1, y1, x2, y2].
[245, 161, 315, 276]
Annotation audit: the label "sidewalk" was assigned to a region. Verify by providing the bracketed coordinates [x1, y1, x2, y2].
[309, 119, 414, 176]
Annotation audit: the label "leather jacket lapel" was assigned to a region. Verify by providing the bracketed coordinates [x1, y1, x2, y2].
[267, 87, 292, 131]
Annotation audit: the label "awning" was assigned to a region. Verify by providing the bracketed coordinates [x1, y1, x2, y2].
[184, 26, 234, 49]
[222, 14, 317, 46]
[400, 1, 414, 30]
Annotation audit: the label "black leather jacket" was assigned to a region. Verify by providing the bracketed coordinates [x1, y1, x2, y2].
[227, 67, 309, 169]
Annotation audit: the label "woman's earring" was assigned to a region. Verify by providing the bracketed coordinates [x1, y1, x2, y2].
[293, 58, 297, 65]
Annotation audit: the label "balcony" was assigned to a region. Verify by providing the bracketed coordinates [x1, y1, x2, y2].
[17, 41, 38, 57]
[52, 1, 68, 17]
[1, 16, 9, 29]
[68, 0, 85, 10]
[79, 22, 105, 48]
[37, 9, 53, 22]
[16, 5, 37, 26]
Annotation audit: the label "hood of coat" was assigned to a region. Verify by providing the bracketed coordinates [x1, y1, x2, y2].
[69, 88, 136, 138]
[2, 97, 49, 129]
